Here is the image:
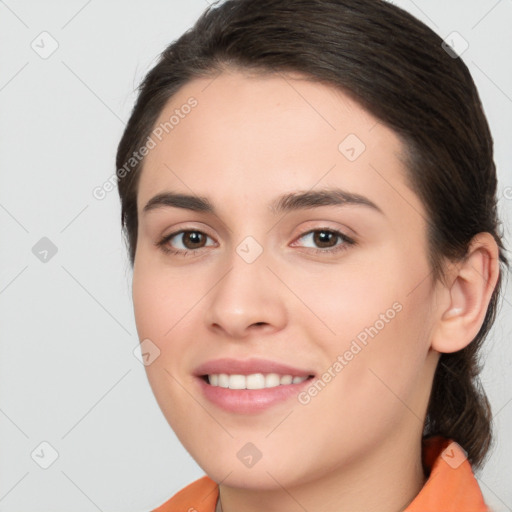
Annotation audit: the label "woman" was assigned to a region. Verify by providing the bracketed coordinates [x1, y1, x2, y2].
[115, 0, 509, 510]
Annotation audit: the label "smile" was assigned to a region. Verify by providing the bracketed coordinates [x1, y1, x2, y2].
[206, 373, 310, 389]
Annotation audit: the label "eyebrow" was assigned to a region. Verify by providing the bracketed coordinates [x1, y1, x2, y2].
[142, 188, 384, 216]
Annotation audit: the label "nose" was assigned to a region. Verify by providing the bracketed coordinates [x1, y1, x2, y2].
[203, 247, 288, 340]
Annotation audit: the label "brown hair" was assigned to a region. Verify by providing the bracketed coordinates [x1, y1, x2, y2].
[116, 0, 509, 468]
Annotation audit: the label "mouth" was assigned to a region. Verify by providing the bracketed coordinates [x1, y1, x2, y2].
[193, 358, 316, 413]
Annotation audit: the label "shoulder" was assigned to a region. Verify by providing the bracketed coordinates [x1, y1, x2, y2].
[152, 475, 219, 512]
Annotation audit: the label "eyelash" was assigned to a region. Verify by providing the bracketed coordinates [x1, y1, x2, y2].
[155, 227, 356, 257]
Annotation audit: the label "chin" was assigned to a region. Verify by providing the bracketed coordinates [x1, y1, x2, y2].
[191, 448, 315, 491]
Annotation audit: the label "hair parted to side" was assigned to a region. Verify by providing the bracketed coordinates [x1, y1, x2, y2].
[116, 0, 509, 468]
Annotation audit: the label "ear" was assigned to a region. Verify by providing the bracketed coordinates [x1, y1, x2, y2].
[430, 232, 500, 353]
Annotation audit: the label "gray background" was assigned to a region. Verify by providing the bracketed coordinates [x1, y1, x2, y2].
[0, 1, 511, 511]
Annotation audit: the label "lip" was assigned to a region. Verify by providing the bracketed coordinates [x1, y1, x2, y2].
[193, 357, 314, 377]
[194, 357, 316, 414]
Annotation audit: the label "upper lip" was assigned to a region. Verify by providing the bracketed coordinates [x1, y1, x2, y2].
[194, 357, 315, 377]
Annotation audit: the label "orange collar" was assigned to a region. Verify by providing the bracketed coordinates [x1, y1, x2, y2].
[153, 436, 488, 511]
[406, 436, 489, 511]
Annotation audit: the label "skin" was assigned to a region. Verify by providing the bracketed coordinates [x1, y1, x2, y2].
[131, 68, 500, 512]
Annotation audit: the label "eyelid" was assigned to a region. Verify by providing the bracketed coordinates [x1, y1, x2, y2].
[290, 219, 358, 240]
[158, 223, 216, 243]
[155, 221, 218, 247]
[292, 227, 354, 244]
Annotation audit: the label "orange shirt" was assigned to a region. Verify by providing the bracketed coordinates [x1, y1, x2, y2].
[153, 436, 489, 512]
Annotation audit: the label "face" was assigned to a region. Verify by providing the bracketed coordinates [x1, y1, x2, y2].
[132, 69, 441, 490]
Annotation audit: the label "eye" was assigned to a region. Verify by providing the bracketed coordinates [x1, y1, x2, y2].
[291, 228, 355, 255]
[155, 229, 216, 256]
[155, 227, 356, 257]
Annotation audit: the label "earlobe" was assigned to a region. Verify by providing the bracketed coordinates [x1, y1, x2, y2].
[430, 233, 500, 354]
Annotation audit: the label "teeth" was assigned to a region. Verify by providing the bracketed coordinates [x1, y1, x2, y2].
[207, 373, 309, 389]
[280, 375, 293, 385]
[218, 373, 230, 388]
[247, 373, 265, 389]
[265, 373, 281, 388]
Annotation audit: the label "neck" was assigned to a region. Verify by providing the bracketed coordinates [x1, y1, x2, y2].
[216, 429, 426, 512]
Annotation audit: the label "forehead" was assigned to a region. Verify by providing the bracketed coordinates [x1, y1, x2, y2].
[136, 69, 423, 223]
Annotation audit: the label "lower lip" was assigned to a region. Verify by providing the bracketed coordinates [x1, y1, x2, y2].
[197, 376, 314, 414]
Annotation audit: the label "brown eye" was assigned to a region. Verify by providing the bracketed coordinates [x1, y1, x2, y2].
[312, 230, 338, 248]
[156, 229, 215, 256]
[292, 228, 355, 255]
[179, 231, 207, 249]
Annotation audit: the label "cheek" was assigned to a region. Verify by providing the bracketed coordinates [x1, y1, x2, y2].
[131, 261, 204, 405]
[132, 257, 193, 343]
[322, 280, 434, 430]
[296, 249, 435, 418]
[280, 253, 401, 348]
